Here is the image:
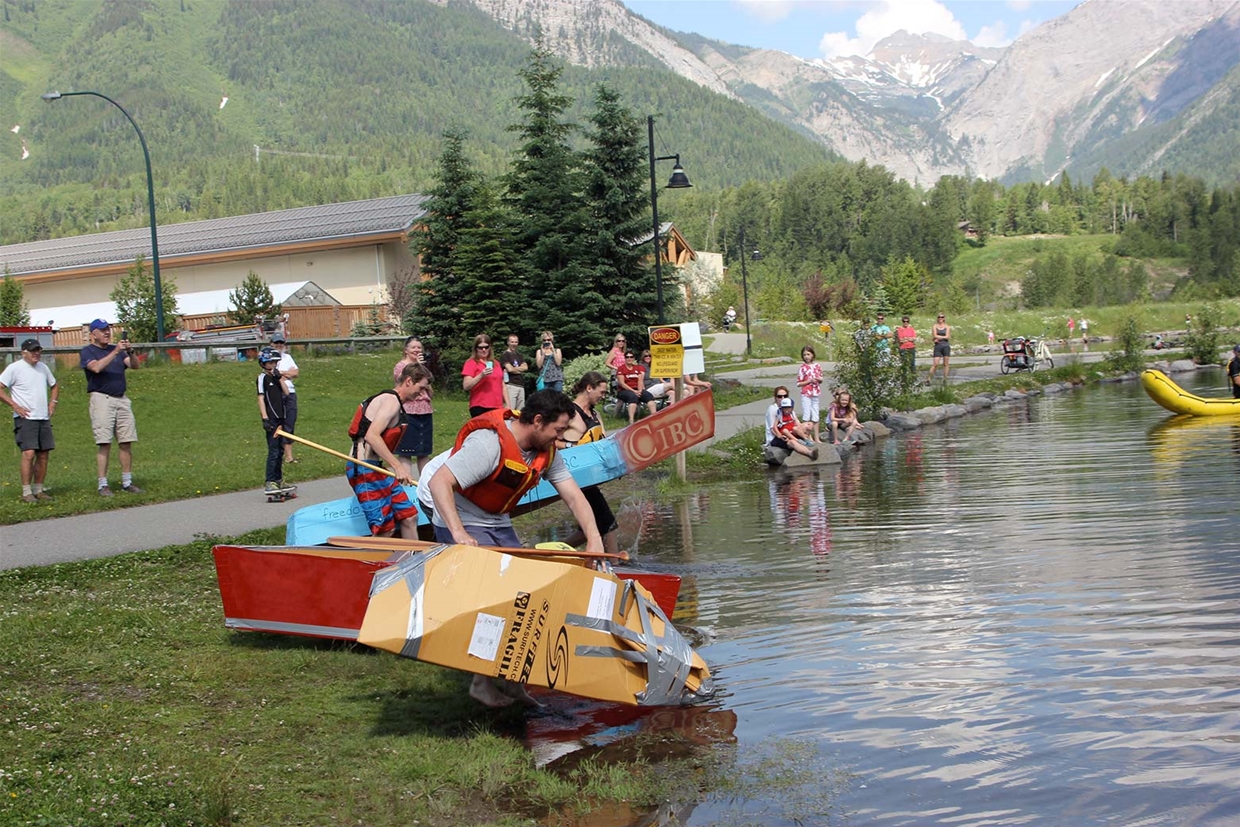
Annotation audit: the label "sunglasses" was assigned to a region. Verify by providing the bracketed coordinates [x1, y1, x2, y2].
[775, 394, 789, 398]
[542, 340, 553, 344]
[476, 344, 491, 350]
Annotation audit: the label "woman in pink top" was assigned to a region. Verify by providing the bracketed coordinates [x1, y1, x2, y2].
[605, 333, 627, 380]
[461, 334, 504, 418]
[393, 336, 434, 475]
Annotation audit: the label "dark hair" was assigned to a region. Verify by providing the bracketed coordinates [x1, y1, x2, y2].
[625, 350, 635, 358]
[398, 362, 431, 385]
[571, 370, 607, 396]
[773, 385, 790, 398]
[519, 389, 575, 425]
[473, 333, 493, 349]
[802, 344, 816, 359]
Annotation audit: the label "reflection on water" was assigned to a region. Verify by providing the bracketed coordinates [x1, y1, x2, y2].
[577, 374, 1240, 826]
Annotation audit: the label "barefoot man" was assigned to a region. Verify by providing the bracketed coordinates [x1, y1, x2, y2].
[428, 389, 603, 707]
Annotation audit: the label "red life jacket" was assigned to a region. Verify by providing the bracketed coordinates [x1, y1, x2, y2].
[348, 389, 407, 456]
[452, 409, 555, 514]
[776, 406, 798, 433]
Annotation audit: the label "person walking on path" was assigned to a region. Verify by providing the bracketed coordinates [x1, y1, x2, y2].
[427, 389, 602, 708]
[79, 319, 142, 497]
[0, 339, 59, 503]
[796, 345, 824, 443]
[256, 347, 290, 495]
[462, 334, 504, 418]
[1080, 318, 1089, 349]
[347, 362, 431, 539]
[1067, 317, 1076, 339]
[895, 316, 917, 386]
[500, 334, 529, 411]
[928, 314, 952, 383]
[535, 330, 564, 393]
[393, 337, 434, 476]
[271, 335, 300, 464]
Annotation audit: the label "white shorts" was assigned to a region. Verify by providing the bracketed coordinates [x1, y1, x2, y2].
[801, 395, 820, 423]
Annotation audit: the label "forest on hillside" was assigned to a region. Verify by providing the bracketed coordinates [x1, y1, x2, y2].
[0, 0, 835, 245]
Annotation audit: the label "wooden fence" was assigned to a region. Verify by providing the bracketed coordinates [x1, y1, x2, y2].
[50, 304, 392, 347]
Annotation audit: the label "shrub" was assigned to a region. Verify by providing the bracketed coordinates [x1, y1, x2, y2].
[1104, 312, 1145, 373]
[1184, 303, 1224, 364]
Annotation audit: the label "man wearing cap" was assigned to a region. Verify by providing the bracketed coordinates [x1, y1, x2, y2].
[271, 336, 300, 463]
[1229, 344, 1240, 399]
[79, 319, 141, 497]
[0, 339, 59, 503]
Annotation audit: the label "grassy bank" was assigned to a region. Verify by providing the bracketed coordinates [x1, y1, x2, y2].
[0, 529, 728, 827]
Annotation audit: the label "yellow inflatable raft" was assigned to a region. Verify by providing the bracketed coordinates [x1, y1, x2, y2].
[1140, 369, 1240, 416]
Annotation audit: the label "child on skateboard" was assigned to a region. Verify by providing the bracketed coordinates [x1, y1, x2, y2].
[257, 347, 293, 498]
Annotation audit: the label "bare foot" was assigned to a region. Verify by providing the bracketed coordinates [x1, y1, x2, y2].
[469, 675, 514, 708]
[499, 680, 543, 708]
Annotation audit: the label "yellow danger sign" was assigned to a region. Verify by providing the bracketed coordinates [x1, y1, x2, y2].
[649, 344, 683, 377]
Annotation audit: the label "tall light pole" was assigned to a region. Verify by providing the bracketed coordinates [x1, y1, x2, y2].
[42, 90, 165, 343]
[738, 226, 758, 357]
[647, 115, 692, 324]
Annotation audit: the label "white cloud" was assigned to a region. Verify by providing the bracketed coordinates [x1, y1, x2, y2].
[732, 0, 796, 23]
[818, 0, 968, 58]
[973, 20, 1010, 48]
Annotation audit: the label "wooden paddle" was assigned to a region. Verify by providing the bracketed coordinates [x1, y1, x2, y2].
[325, 535, 629, 562]
[274, 428, 401, 480]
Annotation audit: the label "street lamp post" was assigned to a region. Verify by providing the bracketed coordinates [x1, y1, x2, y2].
[42, 90, 165, 343]
[738, 226, 756, 357]
[647, 115, 692, 324]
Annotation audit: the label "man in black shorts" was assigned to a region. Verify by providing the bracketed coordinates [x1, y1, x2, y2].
[0, 339, 60, 503]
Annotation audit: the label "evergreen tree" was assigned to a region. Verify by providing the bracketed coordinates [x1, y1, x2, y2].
[110, 255, 180, 343]
[227, 270, 280, 324]
[579, 84, 656, 347]
[412, 129, 486, 348]
[501, 45, 589, 354]
[0, 271, 31, 326]
[452, 191, 520, 339]
[881, 256, 926, 316]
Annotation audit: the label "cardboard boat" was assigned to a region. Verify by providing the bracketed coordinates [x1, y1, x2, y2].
[358, 542, 712, 707]
[212, 543, 681, 641]
[285, 391, 716, 545]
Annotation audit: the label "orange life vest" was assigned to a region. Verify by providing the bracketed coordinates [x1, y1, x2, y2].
[452, 409, 555, 514]
[348, 389, 407, 456]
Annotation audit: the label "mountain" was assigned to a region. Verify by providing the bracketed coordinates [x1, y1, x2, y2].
[0, 0, 835, 244]
[459, 0, 1240, 186]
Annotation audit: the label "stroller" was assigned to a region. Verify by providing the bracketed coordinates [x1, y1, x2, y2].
[1000, 336, 1035, 373]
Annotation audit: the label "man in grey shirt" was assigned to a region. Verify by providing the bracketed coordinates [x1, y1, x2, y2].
[425, 390, 602, 709]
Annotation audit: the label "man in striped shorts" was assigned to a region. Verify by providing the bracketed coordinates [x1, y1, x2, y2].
[346, 362, 432, 538]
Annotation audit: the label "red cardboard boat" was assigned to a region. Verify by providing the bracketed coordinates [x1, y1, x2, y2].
[213, 544, 681, 641]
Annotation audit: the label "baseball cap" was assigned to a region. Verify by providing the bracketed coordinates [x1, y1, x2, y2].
[1233, 343, 1240, 353]
[779, 397, 793, 408]
[20, 338, 42, 352]
[89, 319, 111, 331]
[271, 335, 286, 343]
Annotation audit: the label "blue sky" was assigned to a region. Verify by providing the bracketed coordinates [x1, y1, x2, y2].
[623, 1, 1084, 59]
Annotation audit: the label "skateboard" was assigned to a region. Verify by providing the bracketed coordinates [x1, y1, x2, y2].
[265, 485, 298, 503]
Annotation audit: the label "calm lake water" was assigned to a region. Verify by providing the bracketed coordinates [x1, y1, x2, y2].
[540, 372, 1240, 827]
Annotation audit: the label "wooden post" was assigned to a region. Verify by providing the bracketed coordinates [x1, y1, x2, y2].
[673, 377, 686, 481]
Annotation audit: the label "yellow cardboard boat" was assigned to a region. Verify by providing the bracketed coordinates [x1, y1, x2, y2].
[358, 543, 713, 707]
[1140, 369, 1240, 416]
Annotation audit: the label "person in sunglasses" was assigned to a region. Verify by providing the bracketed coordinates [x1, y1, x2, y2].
[765, 386, 817, 460]
[462, 334, 504, 418]
[535, 330, 564, 393]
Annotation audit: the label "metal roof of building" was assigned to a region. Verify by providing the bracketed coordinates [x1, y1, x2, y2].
[0, 194, 429, 278]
